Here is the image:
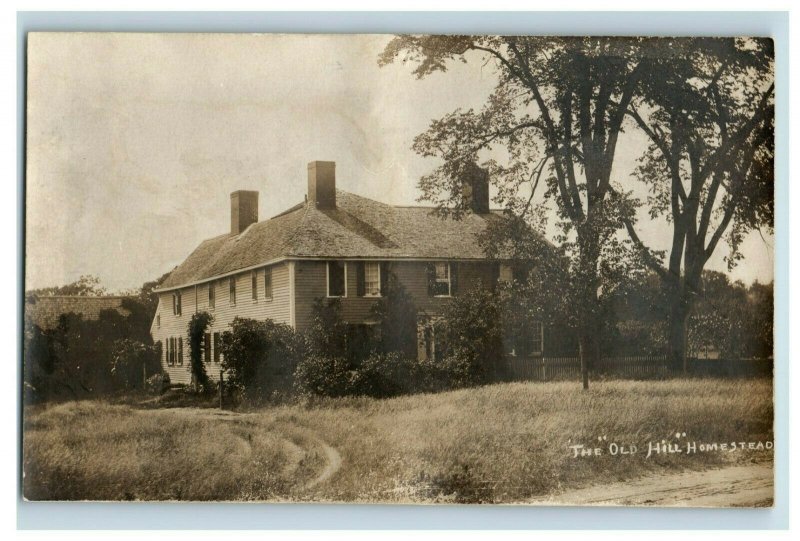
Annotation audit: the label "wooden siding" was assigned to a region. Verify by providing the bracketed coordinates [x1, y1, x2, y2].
[151, 262, 291, 385]
[293, 260, 497, 333]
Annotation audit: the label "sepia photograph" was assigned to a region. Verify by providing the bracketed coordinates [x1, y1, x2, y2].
[22, 32, 775, 506]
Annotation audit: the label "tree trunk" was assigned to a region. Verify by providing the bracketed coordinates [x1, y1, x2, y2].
[667, 296, 690, 373]
[578, 333, 595, 390]
[576, 224, 602, 390]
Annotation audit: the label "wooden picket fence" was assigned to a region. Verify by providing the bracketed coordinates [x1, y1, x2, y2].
[505, 355, 772, 381]
[506, 355, 667, 381]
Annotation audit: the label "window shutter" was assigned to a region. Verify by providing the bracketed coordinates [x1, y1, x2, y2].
[178, 337, 183, 365]
[380, 262, 389, 296]
[172, 294, 176, 315]
[426, 263, 436, 296]
[204, 333, 211, 363]
[450, 263, 459, 295]
[356, 262, 365, 297]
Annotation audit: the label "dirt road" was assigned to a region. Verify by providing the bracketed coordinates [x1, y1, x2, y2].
[532, 463, 773, 507]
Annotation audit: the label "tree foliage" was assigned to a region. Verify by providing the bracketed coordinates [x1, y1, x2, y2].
[381, 36, 666, 387]
[187, 311, 214, 391]
[618, 38, 774, 369]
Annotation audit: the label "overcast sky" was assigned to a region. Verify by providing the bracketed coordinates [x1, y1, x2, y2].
[26, 33, 774, 292]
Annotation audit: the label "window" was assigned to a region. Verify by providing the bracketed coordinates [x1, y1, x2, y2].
[208, 282, 215, 309]
[264, 267, 273, 300]
[530, 321, 544, 355]
[166, 338, 173, 366]
[498, 264, 514, 283]
[364, 262, 381, 297]
[229, 277, 237, 305]
[327, 261, 347, 297]
[177, 337, 183, 365]
[156, 314, 161, 328]
[213, 332, 221, 363]
[432, 262, 451, 297]
[204, 333, 211, 363]
[252, 270, 258, 300]
[172, 292, 182, 316]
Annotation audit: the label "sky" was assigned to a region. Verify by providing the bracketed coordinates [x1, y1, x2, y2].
[25, 33, 774, 292]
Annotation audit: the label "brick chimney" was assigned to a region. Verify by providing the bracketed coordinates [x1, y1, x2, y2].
[308, 161, 336, 209]
[230, 190, 259, 235]
[462, 163, 490, 214]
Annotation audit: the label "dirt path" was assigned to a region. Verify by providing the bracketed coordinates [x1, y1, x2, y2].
[531, 463, 773, 507]
[153, 407, 342, 490]
[303, 437, 342, 489]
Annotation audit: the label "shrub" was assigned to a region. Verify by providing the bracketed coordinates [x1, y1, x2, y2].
[145, 372, 170, 394]
[350, 351, 412, 398]
[293, 355, 353, 398]
[109, 339, 162, 391]
[220, 317, 305, 400]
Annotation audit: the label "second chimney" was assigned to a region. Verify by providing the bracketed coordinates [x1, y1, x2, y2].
[308, 161, 336, 209]
[462, 163, 490, 214]
[230, 190, 259, 235]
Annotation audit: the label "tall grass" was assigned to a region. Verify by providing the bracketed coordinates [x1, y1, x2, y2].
[23, 378, 773, 503]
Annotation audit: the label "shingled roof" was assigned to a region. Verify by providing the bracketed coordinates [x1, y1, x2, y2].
[25, 295, 132, 331]
[158, 190, 511, 291]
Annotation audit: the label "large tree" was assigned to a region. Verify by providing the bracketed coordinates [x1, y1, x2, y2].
[619, 38, 774, 370]
[380, 36, 657, 388]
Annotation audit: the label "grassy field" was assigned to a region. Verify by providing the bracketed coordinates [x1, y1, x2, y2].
[22, 378, 774, 503]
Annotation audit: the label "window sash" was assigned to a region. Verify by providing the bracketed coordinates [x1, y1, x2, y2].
[364, 262, 381, 297]
[229, 277, 236, 305]
[327, 261, 347, 297]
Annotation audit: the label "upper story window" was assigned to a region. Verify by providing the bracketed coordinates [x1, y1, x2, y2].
[251, 270, 258, 301]
[264, 267, 273, 300]
[156, 314, 161, 328]
[229, 277, 237, 305]
[364, 262, 381, 297]
[172, 292, 182, 316]
[208, 281, 215, 309]
[428, 262, 454, 297]
[327, 261, 347, 297]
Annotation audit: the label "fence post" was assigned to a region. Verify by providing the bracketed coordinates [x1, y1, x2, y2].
[219, 371, 224, 410]
[541, 357, 547, 381]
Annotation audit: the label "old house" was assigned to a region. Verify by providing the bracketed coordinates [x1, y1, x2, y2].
[151, 161, 542, 384]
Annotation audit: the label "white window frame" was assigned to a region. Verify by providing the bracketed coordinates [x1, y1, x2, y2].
[433, 262, 451, 297]
[229, 277, 237, 306]
[173, 292, 182, 316]
[364, 262, 381, 297]
[208, 281, 215, 310]
[326, 261, 348, 298]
